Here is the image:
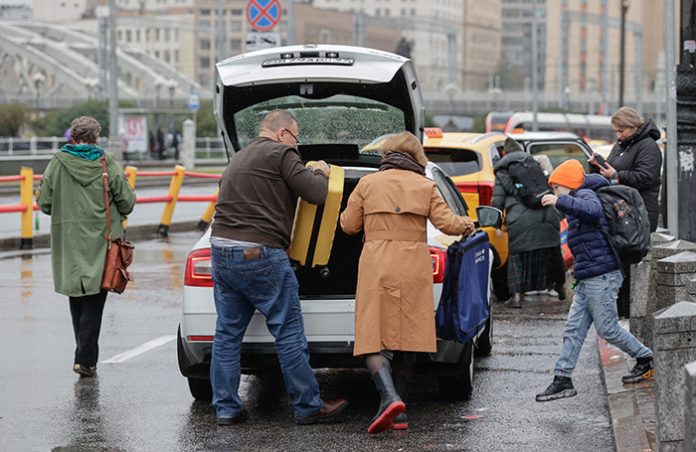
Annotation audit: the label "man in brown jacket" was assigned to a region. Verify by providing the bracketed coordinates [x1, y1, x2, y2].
[209, 110, 348, 426]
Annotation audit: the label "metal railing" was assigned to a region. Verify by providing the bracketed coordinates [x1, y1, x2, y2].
[0, 165, 221, 249]
[0, 137, 226, 161]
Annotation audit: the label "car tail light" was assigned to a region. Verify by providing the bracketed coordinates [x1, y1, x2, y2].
[184, 248, 214, 287]
[187, 335, 214, 342]
[429, 246, 447, 284]
[455, 181, 494, 206]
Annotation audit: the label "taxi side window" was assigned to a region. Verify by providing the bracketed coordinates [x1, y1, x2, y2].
[432, 167, 468, 216]
[489, 143, 504, 165]
[527, 142, 590, 172]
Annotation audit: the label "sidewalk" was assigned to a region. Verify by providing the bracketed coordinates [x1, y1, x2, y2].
[597, 322, 657, 452]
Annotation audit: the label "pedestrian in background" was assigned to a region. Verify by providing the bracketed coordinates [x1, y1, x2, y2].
[156, 127, 166, 160]
[492, 137, 566, 308]
[37, 116, 136, 378]
[536, 160, 653, 402]
[590, 107, 662, 318]
[210, 110, 348, 426]
[340, 131, 475, 433]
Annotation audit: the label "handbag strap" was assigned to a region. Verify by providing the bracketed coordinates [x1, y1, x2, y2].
[100, 157, 111, 244]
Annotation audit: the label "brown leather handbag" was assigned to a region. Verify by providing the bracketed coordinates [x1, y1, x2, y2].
[100, 158, 134, 293]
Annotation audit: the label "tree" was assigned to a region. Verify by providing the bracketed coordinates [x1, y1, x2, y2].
[31, 99, 135, 137]
[195, 100, 219, 137]
[0, 104, 31, 137]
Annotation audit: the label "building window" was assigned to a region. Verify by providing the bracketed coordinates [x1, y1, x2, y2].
[230, 38, 241, 50]
[201, 9, 210, 15]
[200, 39, 210, 50]
[164, 50, 170, 62]
[230, 8, 242, 15]
[200, 57, 210, 68]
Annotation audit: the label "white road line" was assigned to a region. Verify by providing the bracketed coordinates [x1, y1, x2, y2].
[101, 335, 177, 364]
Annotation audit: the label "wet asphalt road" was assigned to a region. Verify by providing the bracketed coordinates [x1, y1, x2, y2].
[0, 232, 615, 451]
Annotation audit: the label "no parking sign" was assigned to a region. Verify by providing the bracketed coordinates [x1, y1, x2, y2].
[246, 0, 282, 32]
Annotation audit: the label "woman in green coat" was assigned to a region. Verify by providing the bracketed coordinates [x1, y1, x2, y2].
[38, 116, 136, 377]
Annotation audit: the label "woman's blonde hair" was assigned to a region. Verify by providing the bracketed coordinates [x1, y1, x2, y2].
[377, 131, 428, 167]
[611, 107, 643, 129]
[70, 116, 102, 144]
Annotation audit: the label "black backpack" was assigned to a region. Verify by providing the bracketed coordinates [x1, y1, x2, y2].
[506, 158, 550, 209]
[596, 185, 651, 265]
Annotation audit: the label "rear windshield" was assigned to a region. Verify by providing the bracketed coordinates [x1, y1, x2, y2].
[234, 95, 405, 149]
[424, 148, 481, 176]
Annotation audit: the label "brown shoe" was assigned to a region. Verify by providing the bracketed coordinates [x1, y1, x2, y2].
[295, 399, 349, 425]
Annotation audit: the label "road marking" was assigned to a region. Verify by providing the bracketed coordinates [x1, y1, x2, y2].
[101, 335, 177, 364]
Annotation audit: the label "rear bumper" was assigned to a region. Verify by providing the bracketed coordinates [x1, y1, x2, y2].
[178, 335, 477, 378]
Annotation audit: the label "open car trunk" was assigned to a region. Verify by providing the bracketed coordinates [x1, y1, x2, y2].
[295, 146, 379, 298]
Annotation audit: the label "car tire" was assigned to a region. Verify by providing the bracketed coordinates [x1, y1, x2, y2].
[491, 264, 510, 302]
[438, 341, 474, 401]
[475, 315, 493, 357]
[188, 377, 213, 402]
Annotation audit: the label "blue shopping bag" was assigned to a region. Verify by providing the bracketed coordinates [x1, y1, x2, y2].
[435, 231, 490, 344]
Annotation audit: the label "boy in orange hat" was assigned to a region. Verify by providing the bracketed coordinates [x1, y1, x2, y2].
[535, 160, 653, 402]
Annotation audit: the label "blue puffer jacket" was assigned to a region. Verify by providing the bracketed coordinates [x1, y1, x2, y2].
[555, 174, 619, 280]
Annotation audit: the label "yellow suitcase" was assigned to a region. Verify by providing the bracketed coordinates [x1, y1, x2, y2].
[288, 163, 345, 274]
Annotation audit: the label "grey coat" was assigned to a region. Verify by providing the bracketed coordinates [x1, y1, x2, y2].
[491, 151, 561, 254]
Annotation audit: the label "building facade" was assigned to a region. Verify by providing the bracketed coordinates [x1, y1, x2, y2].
[503, 0, 664, 110]
[311, 0, 472, 93]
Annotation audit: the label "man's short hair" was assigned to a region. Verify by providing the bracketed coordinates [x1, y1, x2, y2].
[70, 116, 101, 144]
[260, 110, 296, 133]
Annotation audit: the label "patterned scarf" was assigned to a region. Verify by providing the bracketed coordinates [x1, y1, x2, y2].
[379, 151, 425, 176]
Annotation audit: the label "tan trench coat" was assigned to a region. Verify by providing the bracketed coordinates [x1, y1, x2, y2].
[340, 169, 471, 356]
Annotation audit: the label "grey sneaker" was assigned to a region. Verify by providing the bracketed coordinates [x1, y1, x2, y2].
[535, 376, 577, 402]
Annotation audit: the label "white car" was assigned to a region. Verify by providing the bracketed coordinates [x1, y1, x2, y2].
[177, 44, 496, 402]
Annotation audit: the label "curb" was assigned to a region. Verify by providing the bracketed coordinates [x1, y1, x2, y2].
[597, 333, 657, 452]
[0, 219, 205, 252]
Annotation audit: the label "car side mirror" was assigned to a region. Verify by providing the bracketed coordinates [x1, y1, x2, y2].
[476, 206, 503, 229]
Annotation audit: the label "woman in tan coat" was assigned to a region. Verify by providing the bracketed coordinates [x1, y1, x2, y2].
[340, 132, 475, 433]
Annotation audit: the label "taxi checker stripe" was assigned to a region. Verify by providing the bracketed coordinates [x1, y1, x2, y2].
[249, 0, 277, 28]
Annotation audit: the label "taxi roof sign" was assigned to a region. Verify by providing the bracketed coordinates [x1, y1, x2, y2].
[424, 127, 443, 138]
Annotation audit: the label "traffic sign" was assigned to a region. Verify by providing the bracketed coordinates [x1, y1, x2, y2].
[246, 0, 282, 32]
[188, 93, 200, 113]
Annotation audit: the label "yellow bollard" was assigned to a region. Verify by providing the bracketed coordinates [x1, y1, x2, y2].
[196, 188, 218, 231]
[123, 166, 138, 230]
[20, 167, 34, 249]
[158, 165, 186, 237]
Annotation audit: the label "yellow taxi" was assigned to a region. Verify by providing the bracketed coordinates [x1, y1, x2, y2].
[422, 128, 509, 271]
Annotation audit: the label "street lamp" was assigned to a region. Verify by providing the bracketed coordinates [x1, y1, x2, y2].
[154, 79, 164, 108]
[167, 80, 177, 108]
[32, 71, 46, 117]
[619, 0, 630, 107]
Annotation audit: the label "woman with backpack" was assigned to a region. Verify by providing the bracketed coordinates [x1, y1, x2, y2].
[590, 107, 662, 318]
[536, 160, 653, 402]
[492, 137, 566, 308]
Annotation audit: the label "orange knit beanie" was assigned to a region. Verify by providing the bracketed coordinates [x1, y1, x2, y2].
[548, 159, 585, 190]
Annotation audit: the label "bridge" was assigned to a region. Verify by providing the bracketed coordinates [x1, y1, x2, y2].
[0, 20, 208, 106]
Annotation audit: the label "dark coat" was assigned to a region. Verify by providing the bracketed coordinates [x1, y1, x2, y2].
[555, 174, 620, 280]
[491, 151, 560, 254]
[607, 119, 662, 231]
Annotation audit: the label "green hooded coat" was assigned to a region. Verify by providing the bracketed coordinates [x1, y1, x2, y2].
[38, 151, 136, 297]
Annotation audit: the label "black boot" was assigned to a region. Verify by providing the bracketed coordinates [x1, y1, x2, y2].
[535, 376, 577, 402]
[392, 365, 411, 430]
[368, 364, 405, 434]
[622, 357, 654, 384]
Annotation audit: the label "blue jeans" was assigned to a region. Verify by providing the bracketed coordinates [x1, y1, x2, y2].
[210, 245, 323, 419]
[554, 270, 652, 377]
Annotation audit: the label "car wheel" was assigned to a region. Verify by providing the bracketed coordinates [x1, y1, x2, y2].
[438, 341, 474, 401]
[491, 264, 510, 302]
[475, 315, 493, 357]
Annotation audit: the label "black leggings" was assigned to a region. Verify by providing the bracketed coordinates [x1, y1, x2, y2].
[69, 291, 108, 368]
